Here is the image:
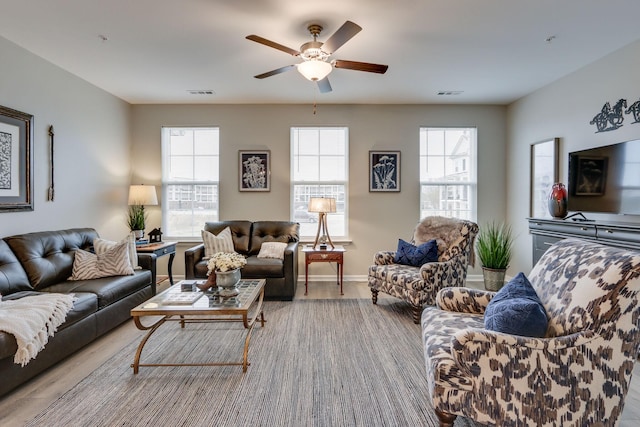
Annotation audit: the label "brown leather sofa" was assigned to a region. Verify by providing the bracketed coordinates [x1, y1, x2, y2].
[0, 228, 156, 397]
[185, 221, 299, 300]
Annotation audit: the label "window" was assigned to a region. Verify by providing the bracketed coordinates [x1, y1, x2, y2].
[419, 127, 477, 220]
[161, 127, 219, 238]
[291, 127, 348, 239]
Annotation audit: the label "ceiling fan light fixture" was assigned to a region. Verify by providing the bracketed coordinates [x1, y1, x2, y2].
[297, 60, 332, 81]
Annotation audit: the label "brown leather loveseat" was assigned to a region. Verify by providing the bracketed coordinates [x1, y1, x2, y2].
[184, 221, 299, 300]
[0, 228, 156, 397]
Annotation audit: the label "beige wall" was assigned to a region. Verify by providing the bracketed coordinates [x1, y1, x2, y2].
[1, 33, 510, 283]
[0, 36, 132, 240]
[507, 39, 640, 274]
[132, 104, 507, 280]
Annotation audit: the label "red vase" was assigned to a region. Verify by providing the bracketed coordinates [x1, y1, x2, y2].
[548, 183, 568, 218]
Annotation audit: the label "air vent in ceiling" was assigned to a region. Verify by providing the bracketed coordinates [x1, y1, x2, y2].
[187, 90, 215, 95]
[437, 91, 463, 96]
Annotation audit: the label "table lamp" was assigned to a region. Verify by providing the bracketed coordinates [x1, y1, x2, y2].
[308, 197, 336, 249]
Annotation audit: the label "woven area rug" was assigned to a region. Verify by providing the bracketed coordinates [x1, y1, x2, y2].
[26, 299, 478, 427]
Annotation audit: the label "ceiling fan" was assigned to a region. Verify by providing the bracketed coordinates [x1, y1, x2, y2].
[246, 21, 389, 93]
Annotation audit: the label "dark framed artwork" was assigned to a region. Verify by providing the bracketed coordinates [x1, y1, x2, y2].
[529, 138, 559, 217]
[0, 105, 34, 212]
[239, 150, 270, 192]
[369, 151, 400, 192]
[574, 156, 607, 196]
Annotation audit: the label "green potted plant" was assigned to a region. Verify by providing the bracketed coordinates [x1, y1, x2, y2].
[127, 204, 146, 239]
[476, 221, 514, 291]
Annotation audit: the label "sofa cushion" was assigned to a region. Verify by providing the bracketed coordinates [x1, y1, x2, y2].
[484, 272, 548, 338]
[257, 242, 288, 259]
[204, 221, 252, 254]
[394, 239, 438, 267]
[0, 240, 33, 296]
[202, 227, 234, 259]
[243, 256, 285, 278]
[248, 221, 299, 255]
[69, 243, 134, 281]
[45, 270, 150, 309]
[4, 228, 97, 290]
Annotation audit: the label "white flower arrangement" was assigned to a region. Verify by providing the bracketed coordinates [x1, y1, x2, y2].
[207, 252, 247, 275]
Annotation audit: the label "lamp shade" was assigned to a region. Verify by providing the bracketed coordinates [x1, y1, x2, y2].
[297, 60, 332, 81]
[128, 185, 158, 206]
[308, 197, 336, 213]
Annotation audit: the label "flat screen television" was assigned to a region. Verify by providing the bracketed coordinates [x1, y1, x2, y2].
[568, 139, 640, 215]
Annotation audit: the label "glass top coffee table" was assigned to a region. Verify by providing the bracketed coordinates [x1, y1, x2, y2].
[130, 278, 266, 373]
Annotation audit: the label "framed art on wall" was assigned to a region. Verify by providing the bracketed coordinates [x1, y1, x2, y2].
[0, 105, 34, 212]
[529, 137, 559, 218]
[369, 151, 400, 192]
[239, 150, 270, 192]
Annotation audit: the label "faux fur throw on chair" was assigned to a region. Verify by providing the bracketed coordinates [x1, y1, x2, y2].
[0, 293, 76, 366]
[412, 216, 476, 267]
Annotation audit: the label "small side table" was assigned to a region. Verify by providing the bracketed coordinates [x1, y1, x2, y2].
[136, 241, 177, 286]
[302, 245, 346, 296]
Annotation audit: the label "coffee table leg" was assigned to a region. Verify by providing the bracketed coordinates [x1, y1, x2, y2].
[131, 317, 166, 374]
[242, 322, 256, 372]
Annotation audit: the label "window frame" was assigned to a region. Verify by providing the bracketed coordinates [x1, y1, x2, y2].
[419, 126, 477, 221]
[290, 126, 349, 240]
[160, 126, 220, 240]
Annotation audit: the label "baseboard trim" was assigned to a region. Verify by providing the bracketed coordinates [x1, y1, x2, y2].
[173, 273, 488, 285]
[298, 273, 486, 283]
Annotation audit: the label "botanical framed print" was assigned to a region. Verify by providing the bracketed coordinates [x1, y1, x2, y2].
[0, 105, 34, 212]
[369, 151, 400, 192]
[239, 150, 270, 192]
[530, 137, 559, 218]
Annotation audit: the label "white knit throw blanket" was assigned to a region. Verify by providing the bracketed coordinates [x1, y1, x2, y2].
[0, 293, 76, 366]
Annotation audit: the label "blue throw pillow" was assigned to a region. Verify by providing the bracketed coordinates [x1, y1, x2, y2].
[484, 272, 548, 338]
[393, 239, 438, 267]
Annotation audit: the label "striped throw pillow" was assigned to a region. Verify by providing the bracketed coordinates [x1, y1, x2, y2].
[202, 227, 235, 259]
[93, 233, 139, 269]
[70, 241, 135, 280]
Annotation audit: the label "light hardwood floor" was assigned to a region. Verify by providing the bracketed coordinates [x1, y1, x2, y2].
[1, 280, 639, 426]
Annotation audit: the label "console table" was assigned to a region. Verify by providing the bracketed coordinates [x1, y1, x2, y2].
[528, 218, 640, 265]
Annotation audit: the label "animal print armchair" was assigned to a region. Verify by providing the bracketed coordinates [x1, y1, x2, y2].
[368, 216, 478, 323]
[421, 239, 640, 427]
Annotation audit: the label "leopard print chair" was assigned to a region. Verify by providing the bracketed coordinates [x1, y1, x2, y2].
[421, 239, 640, 427]
[368, 216, 478, 323]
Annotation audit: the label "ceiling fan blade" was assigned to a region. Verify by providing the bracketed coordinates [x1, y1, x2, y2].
[254, 65, 296, 79]
[333, 60, 389, 74]
[317, 77, 332, 93]
[322, 21, 362, 54]
[246, 35, 300, 56]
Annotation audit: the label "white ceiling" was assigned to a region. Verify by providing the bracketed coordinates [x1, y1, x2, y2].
[2, 0, 640, 105]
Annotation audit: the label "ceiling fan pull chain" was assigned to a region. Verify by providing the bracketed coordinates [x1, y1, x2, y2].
[313, 85, 318, 115]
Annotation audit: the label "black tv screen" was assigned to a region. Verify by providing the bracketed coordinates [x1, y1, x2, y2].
[568, 139, 640, 215]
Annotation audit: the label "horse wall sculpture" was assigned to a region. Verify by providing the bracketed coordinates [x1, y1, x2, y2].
[590, 98, 627, 132]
